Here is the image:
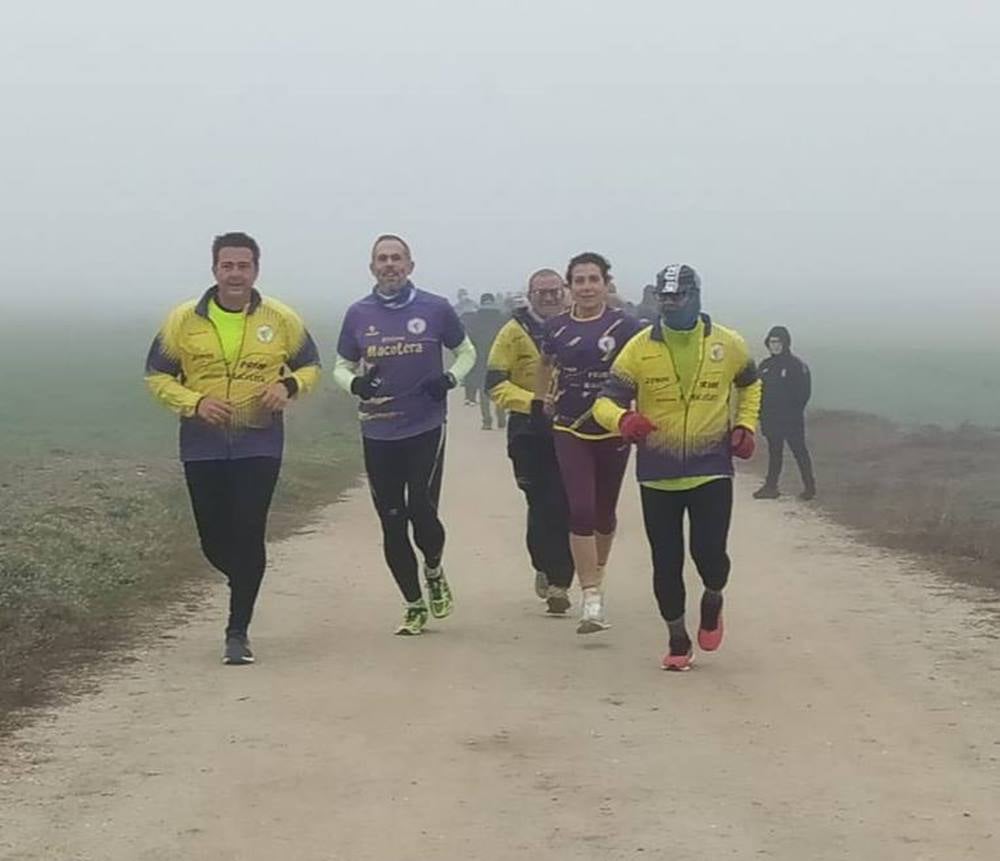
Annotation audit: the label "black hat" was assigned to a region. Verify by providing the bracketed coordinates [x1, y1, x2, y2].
[654, 264, 701, 296]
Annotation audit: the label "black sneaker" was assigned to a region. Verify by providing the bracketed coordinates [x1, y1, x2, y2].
[223, 634, 255, 666]
[752, 485, 780, 500]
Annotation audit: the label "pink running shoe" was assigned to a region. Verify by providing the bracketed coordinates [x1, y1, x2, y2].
[698, 612, 724, 652]
[661, 646, 695, 672]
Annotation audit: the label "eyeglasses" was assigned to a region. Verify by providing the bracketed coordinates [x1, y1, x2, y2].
[530, 288, 564, 299]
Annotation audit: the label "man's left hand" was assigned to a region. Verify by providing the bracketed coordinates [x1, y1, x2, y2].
[421, 373, 457, 402]
[260, 383, 291, 412]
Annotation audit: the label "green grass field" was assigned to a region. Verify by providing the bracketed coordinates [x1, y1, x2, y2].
[805, 343, 999, 429]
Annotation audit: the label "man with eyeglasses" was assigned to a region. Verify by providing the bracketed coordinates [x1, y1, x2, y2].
[486, 269, 575, 614]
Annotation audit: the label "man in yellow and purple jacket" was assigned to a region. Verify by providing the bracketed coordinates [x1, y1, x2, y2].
[145, 231, 320, 666]
[487, 268, 575, 615]
[594, 264, 760, 672]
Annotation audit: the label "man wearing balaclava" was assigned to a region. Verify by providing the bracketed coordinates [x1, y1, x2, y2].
[594, 264, 761, 671]
[753, 326, 816, 500]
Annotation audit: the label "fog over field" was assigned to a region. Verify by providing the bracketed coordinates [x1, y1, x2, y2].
[1, 1, 997, 352]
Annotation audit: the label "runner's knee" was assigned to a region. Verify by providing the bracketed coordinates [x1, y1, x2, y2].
[567, 500, 597, 536]
[691, 547, 730, 591]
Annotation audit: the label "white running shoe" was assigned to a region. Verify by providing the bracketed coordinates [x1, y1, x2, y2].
[577, 588, 610, 634]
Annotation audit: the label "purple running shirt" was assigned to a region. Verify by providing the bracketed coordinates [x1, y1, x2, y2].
[337, 285, 466, 441]
[542, 306, 643, 438]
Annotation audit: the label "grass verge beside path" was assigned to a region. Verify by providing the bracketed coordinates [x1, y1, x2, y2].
[0, 391, 362, 733]
[747, 410, 1000, 593]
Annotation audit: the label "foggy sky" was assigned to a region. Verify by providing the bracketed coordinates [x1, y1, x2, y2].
[2, 1, 998, 342]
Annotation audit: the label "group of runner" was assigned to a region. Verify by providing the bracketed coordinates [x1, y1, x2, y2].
[145, 231, 815, 671]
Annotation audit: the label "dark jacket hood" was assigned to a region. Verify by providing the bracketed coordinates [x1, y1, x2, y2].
[766, 325, 792, 350]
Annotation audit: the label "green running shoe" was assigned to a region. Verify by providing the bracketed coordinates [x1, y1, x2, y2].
[425, 567, 454, 619]
[395, 602, 429, 636]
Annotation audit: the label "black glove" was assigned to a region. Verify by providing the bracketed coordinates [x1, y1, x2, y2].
[420, 372, 457, 402]
[529, 398, 551, 434]
[350, 366, 382, 401]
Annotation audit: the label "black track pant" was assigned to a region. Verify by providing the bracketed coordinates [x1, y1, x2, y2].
[764, 421, 815, 491]
[184, 457, 281, 636]
[640, 478, 733, 623]
[507, 424, 574, 589]
[363, 427, 446, 603]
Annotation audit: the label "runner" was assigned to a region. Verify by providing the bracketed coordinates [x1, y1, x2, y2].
[144, 231, 320, 665]
[754, 325, 817, 500]
[454, 289, 480, 405]
[469, 293, 508, 430]
[594, 264, 761, 670]
[486, 269, 575, 614]
[532, 252, 642, 634]
[333, 234, 477, 635]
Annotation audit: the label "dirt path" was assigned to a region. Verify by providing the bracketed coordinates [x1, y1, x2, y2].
[2, 412, 998, 860]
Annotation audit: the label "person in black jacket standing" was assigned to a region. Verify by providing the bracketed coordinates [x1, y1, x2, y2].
[753, 326, 817, 501]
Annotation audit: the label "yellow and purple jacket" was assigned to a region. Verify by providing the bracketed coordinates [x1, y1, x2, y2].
[593, 315, 761, 482]
[485, 308, 545, 417]
[144, 286, 320, 462]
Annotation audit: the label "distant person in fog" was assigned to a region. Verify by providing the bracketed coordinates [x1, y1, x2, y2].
[753, 325, 816, 501]
[469, 293, 508, 430]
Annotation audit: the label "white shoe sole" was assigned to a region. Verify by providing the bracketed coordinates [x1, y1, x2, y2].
[576, 619, 610, 634]
[661, 653, 696, 672]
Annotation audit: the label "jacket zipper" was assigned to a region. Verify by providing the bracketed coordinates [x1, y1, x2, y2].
[673, 334, 706, 477]
[209, 312, 250, 454]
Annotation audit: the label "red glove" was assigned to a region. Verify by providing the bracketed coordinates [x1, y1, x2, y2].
[619, 411, 657, 444]
[730, 426, 755, 459]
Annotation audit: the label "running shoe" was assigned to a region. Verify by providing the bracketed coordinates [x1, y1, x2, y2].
[799, 487, 816, 501]
[661, 639, 695, 672]
[425, 567, 454, 619]
[698, 591, 724, 652]
[223, 633, 254, 666]
[395, 602, 429, 636]
[577, 588, 610, 634]
[752, 485, 780, 500]
[534, 570, 549, 599]
[545, 585, 571, 615]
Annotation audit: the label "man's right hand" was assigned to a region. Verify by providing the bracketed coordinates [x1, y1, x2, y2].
[196, 397, 234, 427]
[619, 411, 657, 444]
[350, 365, 382, 401]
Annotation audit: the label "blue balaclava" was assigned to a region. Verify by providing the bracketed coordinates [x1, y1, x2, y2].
[655, 264, 702, 331]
